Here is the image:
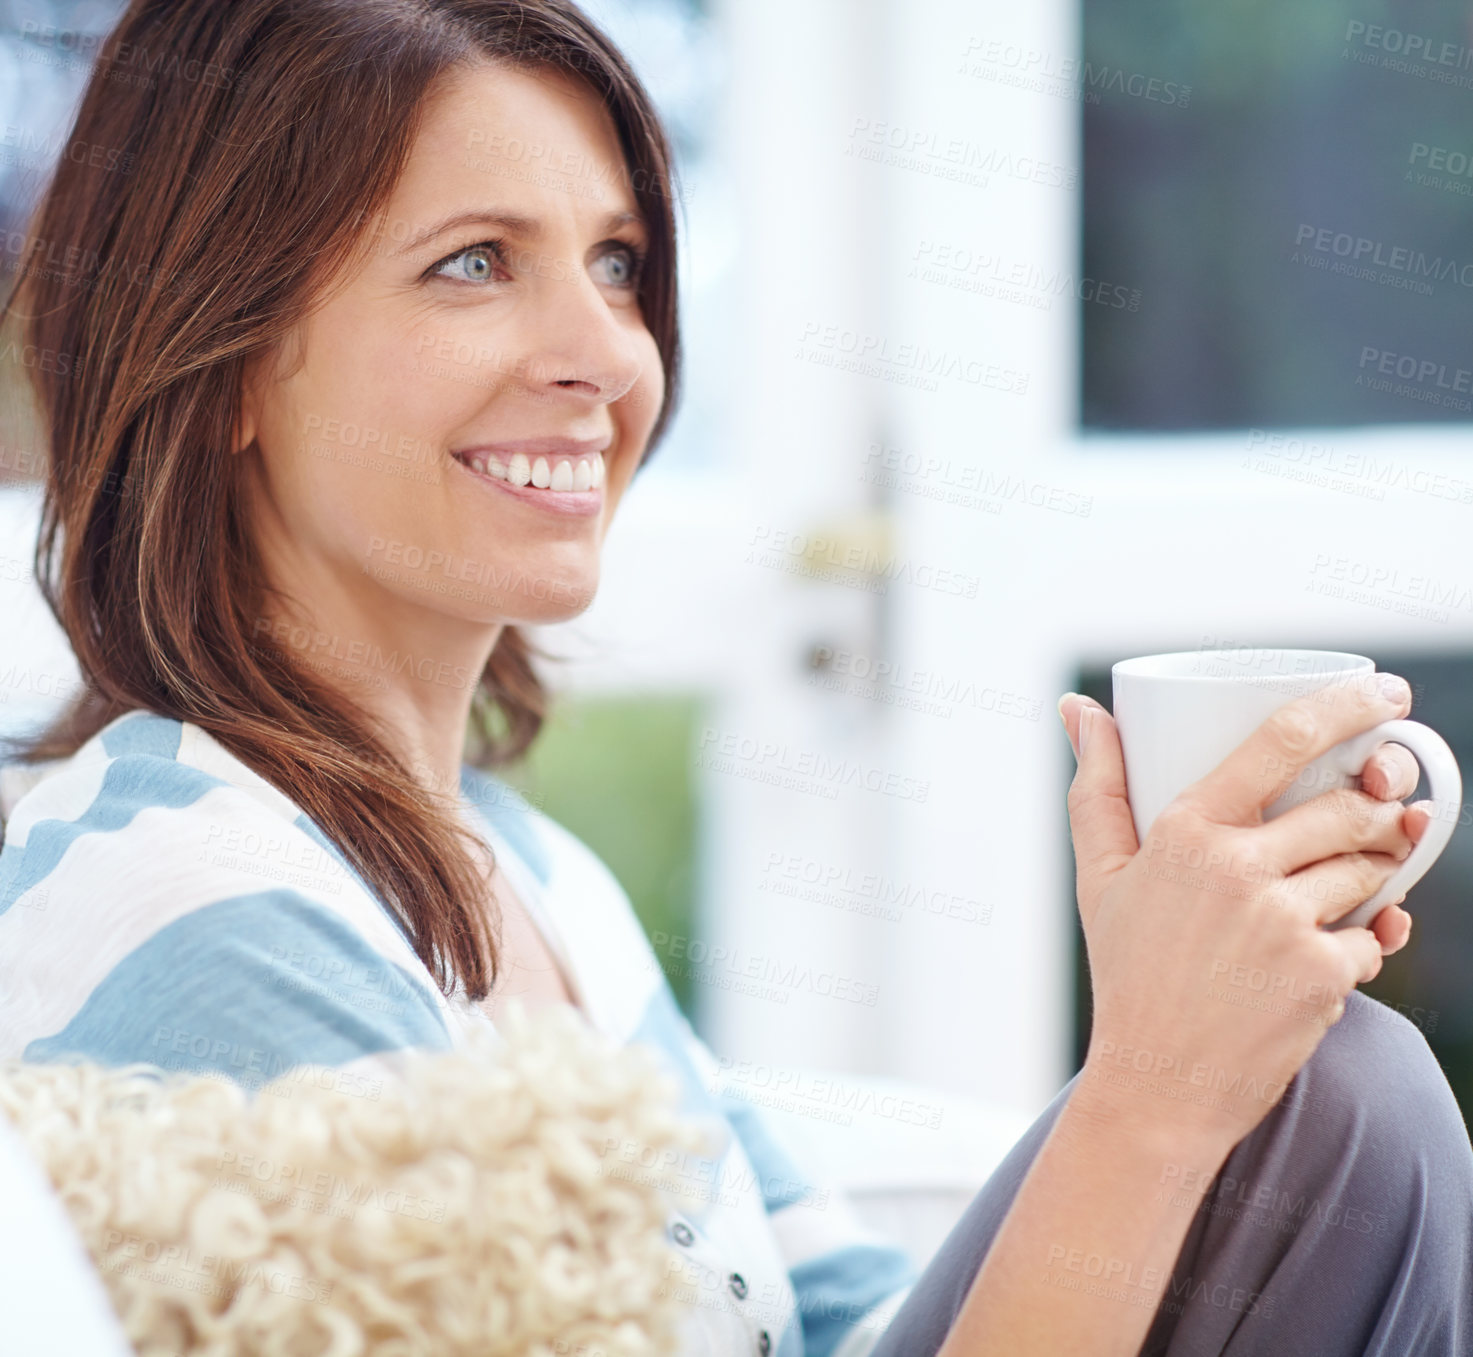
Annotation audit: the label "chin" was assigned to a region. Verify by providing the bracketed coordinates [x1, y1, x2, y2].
[435, 566, 602, 628]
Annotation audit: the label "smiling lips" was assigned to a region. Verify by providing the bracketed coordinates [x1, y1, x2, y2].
[451, 437, 609, 493]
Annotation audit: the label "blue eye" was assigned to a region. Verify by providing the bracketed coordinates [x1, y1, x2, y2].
[596, 243, 646, 289]
[424, 238, 646, 288]
[431, 241, 503, 283]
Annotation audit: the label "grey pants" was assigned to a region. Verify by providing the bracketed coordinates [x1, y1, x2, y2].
[870, 991, 1473, 1357]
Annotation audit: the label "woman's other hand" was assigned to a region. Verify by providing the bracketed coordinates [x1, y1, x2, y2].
[1058, 675, 1417, 1149]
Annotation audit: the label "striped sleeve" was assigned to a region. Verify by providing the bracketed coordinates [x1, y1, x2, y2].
[670, 1007, 921, 1357]
[0, 719, 452, 1090]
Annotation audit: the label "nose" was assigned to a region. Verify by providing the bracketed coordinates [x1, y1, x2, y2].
[508, 251, 647, 407]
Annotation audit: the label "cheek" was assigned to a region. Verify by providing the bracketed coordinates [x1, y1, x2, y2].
[319, 316, 480, 447]
[329, 303, 492, 437]
[624, 330, 666, 441]
[260, 331, 467, 549]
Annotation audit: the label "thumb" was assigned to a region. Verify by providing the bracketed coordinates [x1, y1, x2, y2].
[1060, 696, 1140, 915]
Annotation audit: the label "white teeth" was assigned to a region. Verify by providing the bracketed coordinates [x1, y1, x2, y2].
[462, 450, 604, 491]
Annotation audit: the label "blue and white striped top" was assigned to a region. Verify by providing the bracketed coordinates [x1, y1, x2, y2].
[0, 708, 919, 1357]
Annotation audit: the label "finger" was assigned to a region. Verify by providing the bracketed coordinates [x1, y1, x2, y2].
[1369, 902, 1412, 956]
[1251, 787, 1413, 875]
[1058, 692, 1083, 760]
[1279, 850, 1403, 926]
[1359, 742, 1420, 802]
[1063, 697, 1139, 923]
[1180, 671, 1412, 826]
[1402, 800, 1434, 844]
[1323, 925, 1385, 993]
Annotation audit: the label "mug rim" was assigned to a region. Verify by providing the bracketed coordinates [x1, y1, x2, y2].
[1112, 648, 1375, 681]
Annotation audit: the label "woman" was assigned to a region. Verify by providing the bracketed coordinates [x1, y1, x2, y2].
[0, 2, 1468, 1354]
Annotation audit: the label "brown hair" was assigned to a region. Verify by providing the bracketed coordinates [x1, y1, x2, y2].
[0, 0, 683, 1001]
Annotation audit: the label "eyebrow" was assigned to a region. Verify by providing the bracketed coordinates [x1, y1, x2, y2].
[391, 209, 647, 257]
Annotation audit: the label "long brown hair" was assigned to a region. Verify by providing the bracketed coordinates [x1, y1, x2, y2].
[0, 0, 683, 1001]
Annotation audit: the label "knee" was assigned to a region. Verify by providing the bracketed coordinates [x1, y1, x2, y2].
[1290, 990, 1471, 1193]
[1309, 991, 1459, 1122]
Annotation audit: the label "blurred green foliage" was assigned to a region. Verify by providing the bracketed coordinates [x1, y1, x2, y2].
[492, 691, 709, 1019]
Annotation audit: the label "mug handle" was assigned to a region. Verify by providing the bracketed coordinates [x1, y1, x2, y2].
[1321, 719, 1463, 932]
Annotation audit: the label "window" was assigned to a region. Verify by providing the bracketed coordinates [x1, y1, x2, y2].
[1082, 0, 1473, 430]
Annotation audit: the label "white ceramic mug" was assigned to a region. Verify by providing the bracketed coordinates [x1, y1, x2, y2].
[1111, 648, 1462, 931]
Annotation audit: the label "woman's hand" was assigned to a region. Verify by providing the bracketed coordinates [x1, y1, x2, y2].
[931, 677, 1434, 1357]
[1058, 674, 1423, 1150]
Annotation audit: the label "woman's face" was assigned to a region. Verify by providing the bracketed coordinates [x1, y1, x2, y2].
[237, 61, 664, 639]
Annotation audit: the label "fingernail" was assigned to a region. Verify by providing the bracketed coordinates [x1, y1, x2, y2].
[1377, 673, 1411, 706]
[1058, 693, 1080, 759]
[1078, 705, 1095, 756]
